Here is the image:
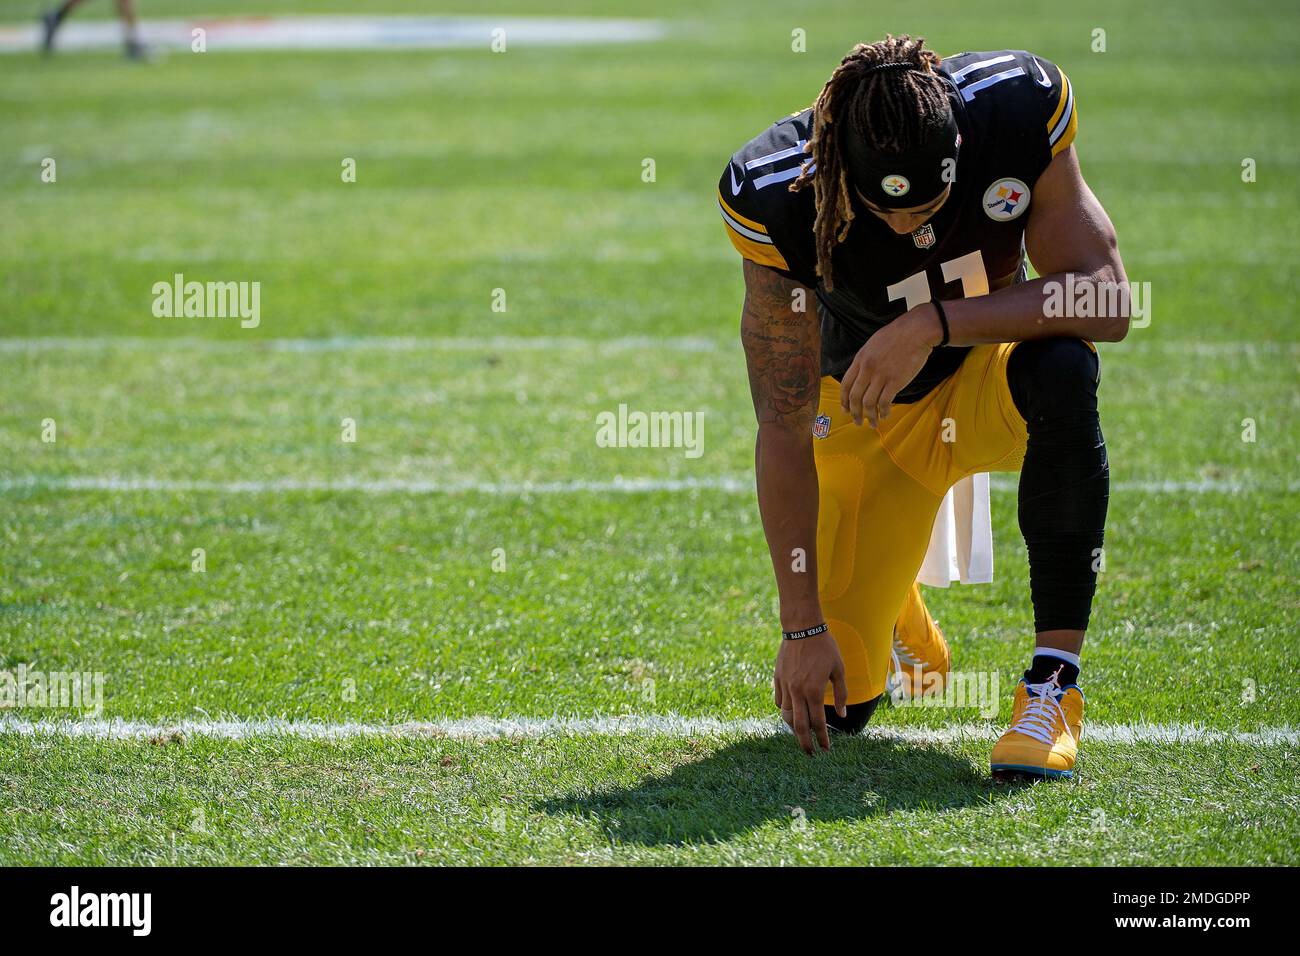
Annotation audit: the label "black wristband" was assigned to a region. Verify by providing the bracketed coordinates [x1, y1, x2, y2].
[932, 299, 950, 348]
[782, 622, 829, 641]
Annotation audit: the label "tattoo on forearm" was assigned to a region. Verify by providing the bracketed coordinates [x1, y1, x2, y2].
[739, 260, 820, 427]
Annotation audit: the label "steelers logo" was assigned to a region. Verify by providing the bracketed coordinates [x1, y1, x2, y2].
[983, 177, 1031, 221]
[881, 174, 910, 197]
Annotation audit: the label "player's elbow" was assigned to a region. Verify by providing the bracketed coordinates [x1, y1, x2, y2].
[1100, 316, 1131, 343]
[756, 419, 812, 444]
[755, 419, 815, 460]
[1090, 259, 1131, 342]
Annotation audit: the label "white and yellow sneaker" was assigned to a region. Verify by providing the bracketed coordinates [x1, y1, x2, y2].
[990, 673, 1085, 780]
[886, 582, 951, 701]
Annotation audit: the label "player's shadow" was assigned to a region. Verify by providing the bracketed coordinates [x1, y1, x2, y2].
[536, 730, 1002, 847]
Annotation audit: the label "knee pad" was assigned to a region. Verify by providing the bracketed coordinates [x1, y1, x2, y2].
[1007, 338, 1099, 425]
[824, 694, 882, 735]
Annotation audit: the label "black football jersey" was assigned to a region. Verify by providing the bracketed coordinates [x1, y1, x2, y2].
[719, 50, 1078, 401]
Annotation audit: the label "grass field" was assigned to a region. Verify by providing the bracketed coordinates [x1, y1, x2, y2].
[1, 0, 1297, 865]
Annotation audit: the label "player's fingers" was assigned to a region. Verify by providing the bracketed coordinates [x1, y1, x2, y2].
[839, 362, 859, 414]
[841, 357, 865, 412]
[809, 691, 831, 753]
[860, 379, 884, 429]
[846, 372, 872, 427]
[876, 395, 893, 423]
[774, 672, 782, 709]
[831, 662, 848, 718]
[791, 699, 814, 755]
[877, 382, 902, 424]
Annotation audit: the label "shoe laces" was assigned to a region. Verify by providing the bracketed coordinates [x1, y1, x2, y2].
[1008, 667, 1072, 746]
[885, 628, 927, 699]
[886, 642, 904, 696]
[891, 632, 924, 668]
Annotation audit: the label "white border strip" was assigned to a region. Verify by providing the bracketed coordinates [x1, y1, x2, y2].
[1, 714, 1294, 746]
[0, 337, 1293, 356]
[0, 475, 753, 495]
[0, 16, 667, 54]
[992, 476, 1298, 494]
[0, 335, 721, 354]
[1, 475, 1293, 495]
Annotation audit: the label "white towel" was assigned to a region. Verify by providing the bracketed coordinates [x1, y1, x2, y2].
[917, 473, 994, 587]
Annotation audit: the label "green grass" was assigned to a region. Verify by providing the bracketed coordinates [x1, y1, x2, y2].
[3, 734, 1295, 865]
[1, 0, 1298, 865]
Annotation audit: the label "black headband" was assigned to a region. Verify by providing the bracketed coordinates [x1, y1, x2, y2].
[841, 87, 961, 210]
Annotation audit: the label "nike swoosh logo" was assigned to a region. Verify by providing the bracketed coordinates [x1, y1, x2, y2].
[1033, 58, 1052, 87]
[730, 166, 743, 195]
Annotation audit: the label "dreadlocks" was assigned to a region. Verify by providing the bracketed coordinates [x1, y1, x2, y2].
[790, 35, 951, 290]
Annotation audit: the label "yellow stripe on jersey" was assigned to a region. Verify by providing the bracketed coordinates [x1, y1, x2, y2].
[717, 188, 790, 271]
[1046, 69, 1070, 130]
[721, 219, 790, 270]
[717, 190, 768, 235]
[1051, 100, 1078, 156]
[1046, 70, 1078, 157]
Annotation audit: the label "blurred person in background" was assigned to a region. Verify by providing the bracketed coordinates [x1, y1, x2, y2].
[42, 0, 146, 60]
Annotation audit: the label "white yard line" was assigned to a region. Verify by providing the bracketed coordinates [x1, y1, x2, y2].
[989, 476, 1298, 494]
[0, 336, 1294, 356]
[0, 335, 721, 353]
[1, 336, 1291, 497]
[0, 475, 753, 495]
[0, 16, 666, 54]
[0, 475, 1293, 495]
[0, 714, 1294, 746]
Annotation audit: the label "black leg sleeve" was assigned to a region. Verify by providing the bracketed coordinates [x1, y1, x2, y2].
[825, 694, 883, 735]
[1007, 339, 1109, 633]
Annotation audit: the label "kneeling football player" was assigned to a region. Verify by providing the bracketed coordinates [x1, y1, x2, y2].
[720, 35, 1128, 778]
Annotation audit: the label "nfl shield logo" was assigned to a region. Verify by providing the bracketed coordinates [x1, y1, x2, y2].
[812, 414, 831, 439]
[912, 224, 936, 249]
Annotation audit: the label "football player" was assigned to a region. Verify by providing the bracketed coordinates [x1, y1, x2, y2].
[41, 1, 146, 60]
[720, 35, 1128, 778]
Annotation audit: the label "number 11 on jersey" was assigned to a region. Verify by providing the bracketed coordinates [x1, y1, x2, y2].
[886, 250, 990, 312]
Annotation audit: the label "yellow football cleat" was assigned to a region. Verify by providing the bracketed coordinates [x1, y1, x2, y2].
[990, 675, 1085, 780]
[886, 582, 951, 701]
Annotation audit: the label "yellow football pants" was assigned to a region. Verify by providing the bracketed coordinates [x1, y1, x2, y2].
[816, 343, 1029, 705]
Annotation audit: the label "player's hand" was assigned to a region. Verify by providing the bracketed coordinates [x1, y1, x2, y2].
[774, 632, 848, 755]
[840, 304, 943, 428]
